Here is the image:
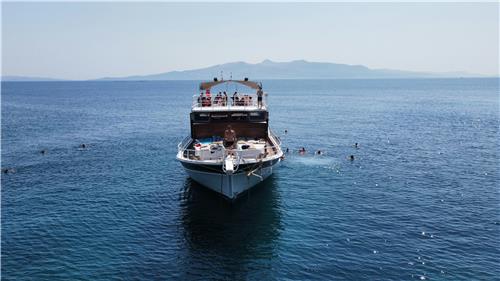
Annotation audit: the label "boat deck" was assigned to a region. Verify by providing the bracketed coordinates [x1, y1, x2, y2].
[180, 137, 279, 162]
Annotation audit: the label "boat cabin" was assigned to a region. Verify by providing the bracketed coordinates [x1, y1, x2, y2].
[190, 110, 268, 139]
[190, 79, 269, 140]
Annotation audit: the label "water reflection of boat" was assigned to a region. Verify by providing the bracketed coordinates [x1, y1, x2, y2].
[176, 78, 283, 200]
[178, 177, 282, 279]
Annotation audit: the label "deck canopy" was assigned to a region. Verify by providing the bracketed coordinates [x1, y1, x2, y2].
[199, 79, 262, 91]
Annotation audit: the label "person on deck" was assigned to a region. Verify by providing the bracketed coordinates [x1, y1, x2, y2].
[223, 125, 237, 149]
[257, 87, 264, 108]
[232, 92, 239, 106]
[205, 89, 212, 106]
[198, 92, 204, 107]
[215, 92, 222, 106]
[243, 94, 250, 106]
[222, 91, 228, 106]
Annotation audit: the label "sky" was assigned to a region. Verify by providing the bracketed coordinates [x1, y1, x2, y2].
[2, 2, 499, 80]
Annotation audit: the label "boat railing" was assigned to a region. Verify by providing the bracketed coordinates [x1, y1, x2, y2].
[191, 92, 267, 110]
[269, 129, 282, 146]
[178, 142, 281, 162]
[178, 135, 192, 150]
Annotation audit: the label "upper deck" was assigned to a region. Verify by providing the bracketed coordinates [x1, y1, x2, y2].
[193, 78, 267, 112]
[192, 92, 268, 112]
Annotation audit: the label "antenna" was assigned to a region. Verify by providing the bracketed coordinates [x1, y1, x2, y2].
[220, 71, 223, 81]
[230, 72, 232, 80]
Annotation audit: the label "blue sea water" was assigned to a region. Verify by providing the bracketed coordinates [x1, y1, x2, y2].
[1, 78, 499, 280]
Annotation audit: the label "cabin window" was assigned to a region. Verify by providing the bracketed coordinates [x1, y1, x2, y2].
[249, 112, 266, 121]
[210, 113, 228, 121]
[194, 113, 210, 122]
[231, 113, 248, 121]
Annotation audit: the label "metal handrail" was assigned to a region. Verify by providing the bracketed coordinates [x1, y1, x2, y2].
[269, 129, 282, 146]
[178, 136, 192, 150]
[192, 92, 267, 110]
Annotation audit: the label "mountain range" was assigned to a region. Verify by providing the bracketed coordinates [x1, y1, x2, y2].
[2, 60, 484, 81]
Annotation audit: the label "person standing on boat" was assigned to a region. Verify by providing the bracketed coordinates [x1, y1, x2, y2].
[222, 91, 228, 106]
[232, 91, 239, 106]
[257, 87, 264, 108]
[223, 125, 237, 149]
[198, 92, 204, 107]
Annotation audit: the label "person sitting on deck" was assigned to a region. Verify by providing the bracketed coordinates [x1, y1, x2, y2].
[245, 95, 252, 106]
[223, 125, 237, 149]
[204, 89, 212, 106]
[214, 92, 222, 106]
[202, 96, 209, 107]
[238, 94, 246, 106]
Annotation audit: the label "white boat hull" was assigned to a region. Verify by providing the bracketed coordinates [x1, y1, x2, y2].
[182, 159, 280, 200]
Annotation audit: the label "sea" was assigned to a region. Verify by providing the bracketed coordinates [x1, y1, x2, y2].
[1, 78, 499, 280]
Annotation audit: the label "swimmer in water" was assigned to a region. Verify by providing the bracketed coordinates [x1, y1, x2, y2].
[354, 142, 359, 148]
[4, 168, 16, 174]
[286, 147, 289, 153]
[349, 155, 355, 161]
[316, 150, 322, 155]
[284, 129, 288, 134]
[299, 147, 306, 154]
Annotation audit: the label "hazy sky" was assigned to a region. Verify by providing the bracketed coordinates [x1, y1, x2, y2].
[2, 2, 498, 79]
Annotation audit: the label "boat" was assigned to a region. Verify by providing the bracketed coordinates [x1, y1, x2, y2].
[176, 78, 283, 200]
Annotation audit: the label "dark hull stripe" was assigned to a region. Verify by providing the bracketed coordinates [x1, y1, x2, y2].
[180, 158, 280, 174]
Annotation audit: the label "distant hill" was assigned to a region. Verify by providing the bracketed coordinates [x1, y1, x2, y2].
[97, 60, 483, 81]
[2, 60, 485, 81]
